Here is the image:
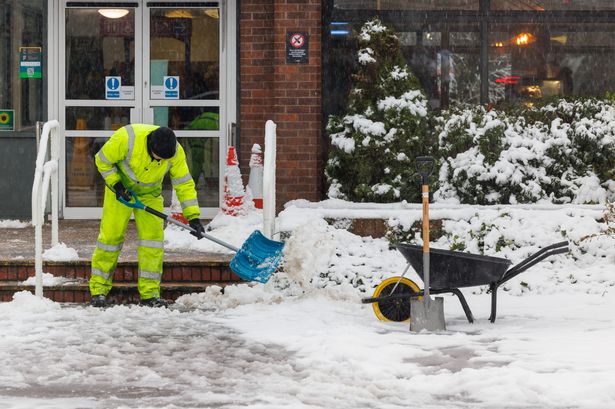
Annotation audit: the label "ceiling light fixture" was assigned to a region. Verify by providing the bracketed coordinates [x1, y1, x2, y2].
[514, 32, 535, 46]
[98, 8, 129, 19]
[165, 9, 194, 18]
[204, 9, 219, 19]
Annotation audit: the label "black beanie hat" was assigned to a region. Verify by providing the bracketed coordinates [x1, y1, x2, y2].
[148, 127, 177, 159]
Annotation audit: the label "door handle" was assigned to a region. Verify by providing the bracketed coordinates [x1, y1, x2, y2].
[228, 122, 236, 147]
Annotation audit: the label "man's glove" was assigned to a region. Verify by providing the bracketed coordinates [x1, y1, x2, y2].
[189, 218, 205, 239]
[113, 182, 132, 202]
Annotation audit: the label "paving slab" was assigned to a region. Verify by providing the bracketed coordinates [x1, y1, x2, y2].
[0, 220, 231, 263]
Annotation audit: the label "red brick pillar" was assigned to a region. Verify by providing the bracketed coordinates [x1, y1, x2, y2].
[239, 0, 275, 171]
[240, 0, 323, 208]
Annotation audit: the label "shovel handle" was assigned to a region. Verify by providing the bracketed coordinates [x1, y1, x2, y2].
[112, 186, 240, 253]
[416, 156, 434, 300]
[416, 156, 435, 185]
[143, 206, 240, 253]
[117, 190, 145, 210]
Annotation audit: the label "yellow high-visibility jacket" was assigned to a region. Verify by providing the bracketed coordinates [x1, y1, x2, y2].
[94, 124, 200, 220]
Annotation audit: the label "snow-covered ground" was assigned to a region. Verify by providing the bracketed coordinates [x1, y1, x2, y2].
[2, 290, 615, 409]
[1, 201, 614, 408]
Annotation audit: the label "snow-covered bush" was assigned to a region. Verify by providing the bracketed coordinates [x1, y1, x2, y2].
[326, 18, 433, 203]
[581, 201, 615, 242]
[435, 99, 615, 204]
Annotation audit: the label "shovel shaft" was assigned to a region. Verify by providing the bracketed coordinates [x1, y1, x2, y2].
[143, 206, 240, 253]
[422, 184, 430, 300]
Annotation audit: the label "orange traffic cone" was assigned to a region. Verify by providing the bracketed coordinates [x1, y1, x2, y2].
[248, 144, 263, 209]
[170, 190, 189, 224]
[223, 146, 245, 216]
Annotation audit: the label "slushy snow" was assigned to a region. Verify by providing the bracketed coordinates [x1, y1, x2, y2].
[42, 242, 80, 261]
[1, 203, 614, 408]
[0, 220, 29, 228]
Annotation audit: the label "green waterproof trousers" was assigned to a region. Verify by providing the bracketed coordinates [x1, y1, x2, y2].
[89, 186, 165, 300]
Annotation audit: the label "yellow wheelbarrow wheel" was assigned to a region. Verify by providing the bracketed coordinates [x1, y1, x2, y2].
[371, 276, 421, 322]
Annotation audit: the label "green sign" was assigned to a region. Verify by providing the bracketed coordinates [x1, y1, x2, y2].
[0, 110, 14, 131]
[19, 47, 42, 79]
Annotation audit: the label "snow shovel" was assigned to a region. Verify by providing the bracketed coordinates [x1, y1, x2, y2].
[410, 156, 446, 332]
[117, 191, 285, 283]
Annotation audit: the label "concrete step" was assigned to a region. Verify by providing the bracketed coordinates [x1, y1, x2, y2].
[0, 259, 240, 304]
[0, 281, 226, 303]
[0, 259, 238, 283]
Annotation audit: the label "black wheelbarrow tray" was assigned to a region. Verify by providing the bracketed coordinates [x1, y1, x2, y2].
[362, 241, 569, 323]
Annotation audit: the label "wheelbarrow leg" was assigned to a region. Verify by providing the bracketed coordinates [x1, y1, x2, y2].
[450, 289, 474, 324]
[489, 283, 498, 323]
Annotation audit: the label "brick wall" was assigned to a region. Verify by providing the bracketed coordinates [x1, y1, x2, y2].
[239, 0, 323, 207]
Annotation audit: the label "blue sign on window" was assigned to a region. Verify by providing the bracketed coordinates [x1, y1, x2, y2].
[163, 76, 179, 99]
[105, 76, 121, 99]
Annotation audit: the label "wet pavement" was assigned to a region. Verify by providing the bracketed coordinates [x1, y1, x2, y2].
[0, 303, 304, 409]
[0, 220, 228, 263]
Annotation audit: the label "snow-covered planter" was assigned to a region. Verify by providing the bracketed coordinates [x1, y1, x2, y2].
[326, 18, 433, 204]
[435, 99, 615, 204]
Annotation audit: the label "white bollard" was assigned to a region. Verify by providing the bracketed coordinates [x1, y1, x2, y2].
[263, 121, 277, 239]
[248, 143, 264, 209]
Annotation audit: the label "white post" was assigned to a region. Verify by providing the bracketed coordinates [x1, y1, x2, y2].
[51, 125, 59, 246]
[263, 120, 277, 239]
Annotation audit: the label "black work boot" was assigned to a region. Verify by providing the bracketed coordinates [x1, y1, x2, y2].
[90, 294, 107, 308]
[140, 297, 170, 308]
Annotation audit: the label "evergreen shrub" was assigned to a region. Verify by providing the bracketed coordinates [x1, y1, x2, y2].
[325, 18, 434, 203]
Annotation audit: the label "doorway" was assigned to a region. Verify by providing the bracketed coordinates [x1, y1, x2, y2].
[55, 0, 235, 218]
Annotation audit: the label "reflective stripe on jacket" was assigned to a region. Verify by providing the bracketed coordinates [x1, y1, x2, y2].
[95, 124, 200, 220]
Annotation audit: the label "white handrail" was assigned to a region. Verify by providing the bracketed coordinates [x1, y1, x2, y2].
[31, 119, 60, 298]
[263, 120, 277, 239]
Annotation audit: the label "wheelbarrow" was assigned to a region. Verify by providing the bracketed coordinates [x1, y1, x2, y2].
[362, 241, 569, 323]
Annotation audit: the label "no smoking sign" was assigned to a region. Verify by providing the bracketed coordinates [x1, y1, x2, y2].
[286, 31, 309, 64]
[290, 33, 305, 48]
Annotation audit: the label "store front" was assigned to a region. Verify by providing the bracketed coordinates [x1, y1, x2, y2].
[6, 0, 615, 220]
[1, 0, 236, 219]
[55, 0, 236, 218]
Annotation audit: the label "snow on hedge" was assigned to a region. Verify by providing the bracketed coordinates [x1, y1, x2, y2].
[436, 99, 615, 204]
[175, 202, 614, 312]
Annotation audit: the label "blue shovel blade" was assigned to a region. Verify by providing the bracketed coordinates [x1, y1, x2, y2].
[229, 230, 285, 283]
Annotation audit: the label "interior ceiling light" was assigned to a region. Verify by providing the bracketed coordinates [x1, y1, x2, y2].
[165, 9, 194, 18]
[98, 8, 129, 19]
[551, 34, 568, 45]
[514, 32, 536, 46]
[204, 9, 219, 19]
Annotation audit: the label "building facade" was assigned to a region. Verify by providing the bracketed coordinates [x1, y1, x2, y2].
[2, 0, 615, 218]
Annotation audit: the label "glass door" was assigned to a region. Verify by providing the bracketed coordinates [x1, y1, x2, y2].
[60, 0, 225, 218]
[144, 2, 222, 211]
[61, 1, 141, 217]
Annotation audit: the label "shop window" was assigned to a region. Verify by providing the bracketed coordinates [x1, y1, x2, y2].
[0, 0, 47, 134]
[324, 19, 480, 114]
[324, 0, 615, 115]
[490, 24, 615, 104]
[333, 0, 479, 10]
[491, 0, 615, 11]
